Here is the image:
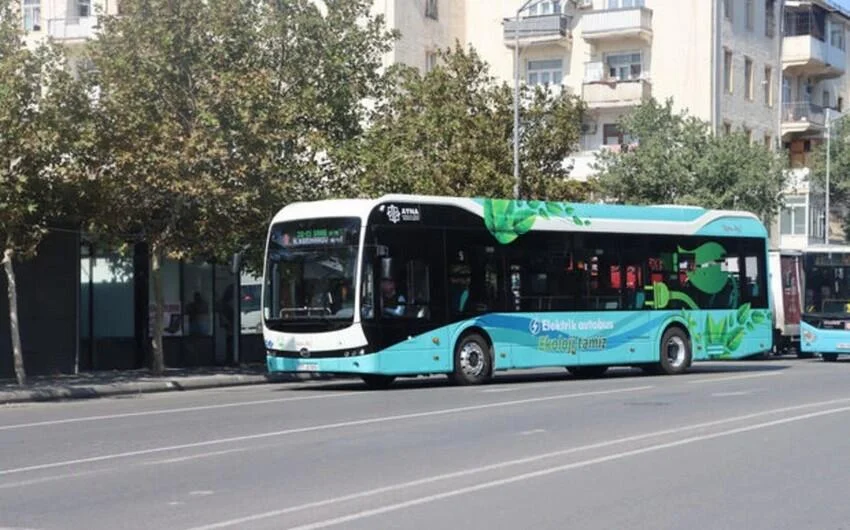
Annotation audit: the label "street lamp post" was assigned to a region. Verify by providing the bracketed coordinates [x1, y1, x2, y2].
[513, 0, 536, 200]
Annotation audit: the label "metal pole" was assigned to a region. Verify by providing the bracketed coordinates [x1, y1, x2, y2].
[513, 9, 520, 200]
[826, 108, 831, 245]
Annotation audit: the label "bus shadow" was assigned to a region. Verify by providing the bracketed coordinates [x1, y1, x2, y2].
[280, 361, 795, 392]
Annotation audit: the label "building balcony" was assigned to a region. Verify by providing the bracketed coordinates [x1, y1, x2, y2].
[581, 7, 653, 43]
[503, 14, 572, 49]
[781, 102, 826, 136]
[47, 16, 100, 43]
[782, 35, 846, 78]
[582, 62, 651, 108]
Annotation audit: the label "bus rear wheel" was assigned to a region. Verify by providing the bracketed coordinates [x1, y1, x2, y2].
[450, 333, 493, 385]
[361, 374, 396, 390]
[656, 327, 692, 375]
[567, 365, 609, 378]
[823, 353, 839, 362]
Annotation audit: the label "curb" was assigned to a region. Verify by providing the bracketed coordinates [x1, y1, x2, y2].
[0, 373, 335, 405]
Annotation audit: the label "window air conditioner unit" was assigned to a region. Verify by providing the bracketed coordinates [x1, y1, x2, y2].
[581, 122, 598, 135]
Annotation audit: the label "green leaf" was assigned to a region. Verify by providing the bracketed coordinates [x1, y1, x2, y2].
[546, 203, 562, 216]
[726, 327, 746, 351]
[751, 311, 766, 325]
[736, 303, 752, 324]
[513, 215, 537, 235]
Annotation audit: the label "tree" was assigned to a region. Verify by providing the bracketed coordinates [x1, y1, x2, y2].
[809, 115, 850, 242]
[593, 98, 786, 223]
[0, 1, 91, 385]
[345, 43, 591, 201]
[85, 0, 394, 373]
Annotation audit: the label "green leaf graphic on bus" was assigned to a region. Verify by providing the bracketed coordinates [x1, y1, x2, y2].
[696, 306, 772, 359]
[482, 199, 590, 244]
[677, 242, 730, 295]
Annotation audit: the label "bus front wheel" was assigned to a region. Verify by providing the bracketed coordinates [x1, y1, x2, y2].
[450, 333, 493, 385]
[656, 327, 692, 375]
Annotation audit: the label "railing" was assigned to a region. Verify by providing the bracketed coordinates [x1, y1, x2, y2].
[582, 7, 653, 38]
[503, 14, 571, 41]
[782, 102, 826, 126]
[47, 16, 99, 41]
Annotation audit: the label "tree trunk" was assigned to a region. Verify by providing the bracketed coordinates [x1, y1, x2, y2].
[2, 248, 27, 386]
[150, 244, 166, 375]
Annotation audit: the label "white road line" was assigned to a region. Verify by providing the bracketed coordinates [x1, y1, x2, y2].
[185, 396, 850, 530]
[0, 392, 361, 431]
[480, 388, 521, 393]
[283, 405, 850, 530]
[0, 385, 653, 477]
[146, 448, 250, 465]
[518, 429, 547, 436]
[687, 372, 782, 384]
[712, 391, 753, 397]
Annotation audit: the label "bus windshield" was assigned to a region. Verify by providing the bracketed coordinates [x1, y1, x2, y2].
[264, 217, 360, 331]
[804, 255, 850, 316]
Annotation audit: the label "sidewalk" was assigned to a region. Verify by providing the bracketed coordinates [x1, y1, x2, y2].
[0, 365, 335, 405]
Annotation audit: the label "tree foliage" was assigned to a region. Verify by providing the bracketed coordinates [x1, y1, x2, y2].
[344, 43, 592, 202]
[593, 98, 786, 223]
[84, 0, 395, 371]
[0, 0, 91, 385]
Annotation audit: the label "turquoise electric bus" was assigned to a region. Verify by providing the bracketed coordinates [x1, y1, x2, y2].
[262, 195, 773, 388]
[799, 246, 850, 361]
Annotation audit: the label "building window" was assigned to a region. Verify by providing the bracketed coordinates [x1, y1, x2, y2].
[425, 0, 438, 20]
[528, 0, 562, 15]
[724, 49, 733, 93]
[23, 0, 41, 31]
[764, 66, 773, 106]
[839, 97, 844, 111]
[723, 121, 732, 135]
[745, 57, 754, 100]
[607, 0, 644, 7]
[780, 196, 807, 236]
[824, 90, 831, 108]
[602, 124, 632, 145]
[743, 126, 753, 143]
[764, 134, 772, 149]
[425, 52, 438, 73]
[831, 24, 845, 50]
[527, 59, 563, 86]
[745, 0, 754, 30]
[606, 51, 642, 81]
[766, 0, 776, 37]
[77, 0, 92, 17]
[724, 0, 733, 21]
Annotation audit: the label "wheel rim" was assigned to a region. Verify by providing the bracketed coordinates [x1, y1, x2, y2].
[460, 341, 486, 378]
[666, 336, 687, 368]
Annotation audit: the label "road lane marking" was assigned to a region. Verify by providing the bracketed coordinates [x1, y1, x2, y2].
[687, 372, 782, 384]
[0, 393, 361, 431]
[711, 391, 754, 397]
[0, 385, 653, 477]
[518, 429, 547, 436]
[185, 395, 850, 530]
[282, 405, 850, 530]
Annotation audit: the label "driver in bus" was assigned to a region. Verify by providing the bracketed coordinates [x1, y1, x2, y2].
[381, 278, 406, 317]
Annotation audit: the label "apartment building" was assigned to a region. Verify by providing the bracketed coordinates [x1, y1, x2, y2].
[779, 0, 850, 249]
[379, 0, 850, 249]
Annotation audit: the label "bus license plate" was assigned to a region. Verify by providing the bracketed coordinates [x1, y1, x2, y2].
[297, 363, 319, 372]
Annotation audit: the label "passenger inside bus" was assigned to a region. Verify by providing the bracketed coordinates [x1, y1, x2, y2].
[380, 277, 407, 317]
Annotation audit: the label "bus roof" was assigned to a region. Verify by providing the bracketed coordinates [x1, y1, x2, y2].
[271, 194, 767, 238]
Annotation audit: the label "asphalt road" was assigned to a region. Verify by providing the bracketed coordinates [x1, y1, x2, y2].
[2, 358, 850, 530]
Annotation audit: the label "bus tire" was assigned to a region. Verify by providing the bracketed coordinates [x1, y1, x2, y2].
[657, 327, 692, 375]
[450, 332, 493, 385]
[822, 353, 839, 362]
[361, 374, 396, 390]
[567, 365, 608, 378]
